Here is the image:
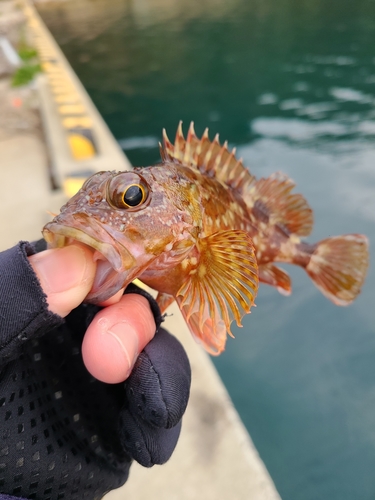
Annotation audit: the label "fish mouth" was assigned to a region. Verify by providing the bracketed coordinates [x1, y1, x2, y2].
[43, 221, 136, 303]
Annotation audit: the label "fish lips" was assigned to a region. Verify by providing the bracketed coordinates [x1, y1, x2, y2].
[43, 214, 136, 303]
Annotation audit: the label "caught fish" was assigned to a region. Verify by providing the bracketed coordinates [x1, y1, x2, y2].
[43, 123, 369, 354]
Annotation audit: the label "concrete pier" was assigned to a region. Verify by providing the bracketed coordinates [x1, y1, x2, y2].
[0, 1, 281, 498]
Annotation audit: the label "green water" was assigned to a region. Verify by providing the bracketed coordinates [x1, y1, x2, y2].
[37, 1, 375, 498]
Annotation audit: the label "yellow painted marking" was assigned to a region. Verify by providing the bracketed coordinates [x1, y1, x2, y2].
[49, 78, 73, 87]
[47, 72, 68, 80]
[58, 104, 86, 115]
[63, 116, 93, 129]
[40, 55, 56, 61]
[63, 176, 87, 197]
[41, 62, 61, 73]
[68, 134, 96, 160]
[51, 86, 76, 94]
[49, 80, 70, 87]
[49, 79, 71, 88]
[47, 73, 72, 83]
[29, 18, 39, 28]
[45, 66, 63, 76]
[55, 94, 81, 104]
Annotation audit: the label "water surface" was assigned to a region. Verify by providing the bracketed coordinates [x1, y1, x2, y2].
[37, 1, 375, 498]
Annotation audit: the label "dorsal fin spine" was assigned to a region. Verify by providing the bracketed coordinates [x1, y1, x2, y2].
[232, 169, 246, 190]
[221, 148, 234, 176]
[162, 129, 173, 161]
[203, 136, 216, 168]
[210, 133, 221, 173]
[187, 122, 196, 141]
[213, 141, 228, 173]
[159, 141, 165, 161]
[161, 122, 256, 194]
[173, 121, 185, 161]
[184, 122, 194, 164]
[184, 136, 192, 165]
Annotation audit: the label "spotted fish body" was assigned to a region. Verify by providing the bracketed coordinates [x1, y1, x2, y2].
[43, 123, 369, 354]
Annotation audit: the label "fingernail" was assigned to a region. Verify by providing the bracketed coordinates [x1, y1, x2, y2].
[107, 323, 139, 374]
[33, 246, 89, 293]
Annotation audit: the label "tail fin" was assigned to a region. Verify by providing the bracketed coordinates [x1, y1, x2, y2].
[306, 234, 369, 306]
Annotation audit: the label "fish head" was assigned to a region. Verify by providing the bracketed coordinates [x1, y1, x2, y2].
[43, 166, 197, 303]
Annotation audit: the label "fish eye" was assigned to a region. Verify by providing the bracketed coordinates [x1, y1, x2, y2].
[107, 173, 150, 210]
[122, 184, 146, 207]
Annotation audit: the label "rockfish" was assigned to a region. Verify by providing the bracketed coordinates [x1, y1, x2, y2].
[43, 123, 369, 354]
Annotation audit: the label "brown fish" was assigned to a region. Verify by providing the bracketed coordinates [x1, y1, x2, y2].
[43, 123, 369, 354]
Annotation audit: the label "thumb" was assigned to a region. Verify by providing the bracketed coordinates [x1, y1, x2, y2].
[28, 244, 96, 317]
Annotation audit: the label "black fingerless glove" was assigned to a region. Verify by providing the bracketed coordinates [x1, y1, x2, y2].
[121, 326, 190, 467]
[0, 242, 191, 500]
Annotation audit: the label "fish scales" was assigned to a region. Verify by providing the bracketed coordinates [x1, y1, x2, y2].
[43, 122, 369, 355]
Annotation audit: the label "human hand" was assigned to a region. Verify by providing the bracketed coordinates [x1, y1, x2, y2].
[28, 244, 156, 383]
[0, 241, 191, 499]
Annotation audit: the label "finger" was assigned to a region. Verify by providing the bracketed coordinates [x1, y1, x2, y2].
[82, 293, 156, 384]
[28, 244, 96, 317]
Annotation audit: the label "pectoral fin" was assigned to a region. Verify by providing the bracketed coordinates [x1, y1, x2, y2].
[176, 230, 258, 355]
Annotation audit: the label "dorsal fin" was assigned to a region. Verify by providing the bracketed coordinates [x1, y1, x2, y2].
[246, 173, 314, 236]
[160, 121, 256, 193]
